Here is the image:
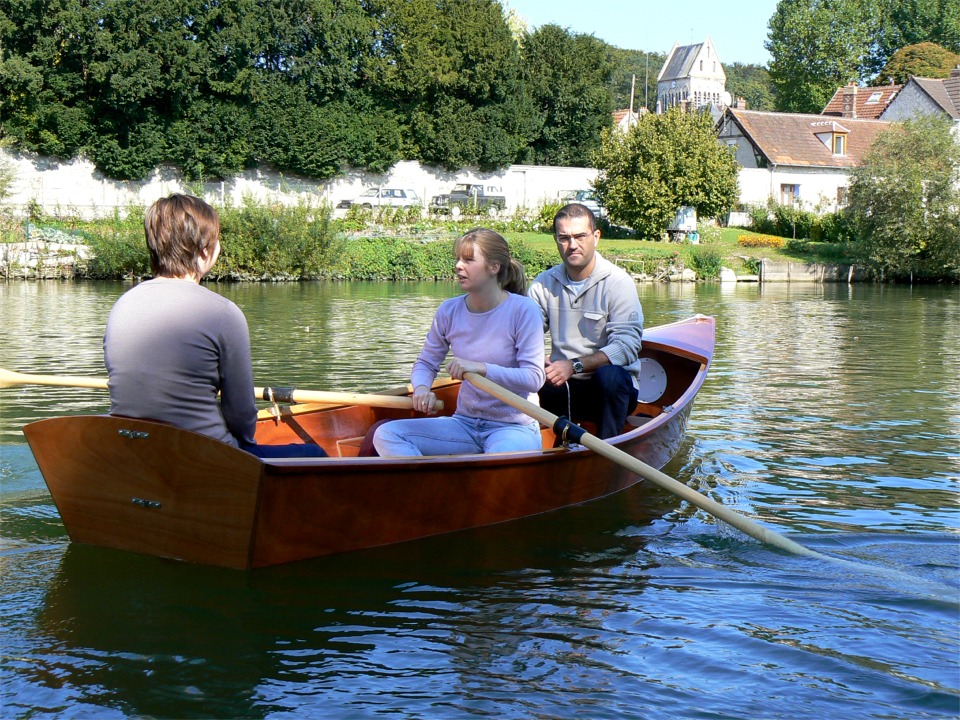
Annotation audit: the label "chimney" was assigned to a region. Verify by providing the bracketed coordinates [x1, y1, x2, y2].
[951, 65, 960, 78]
[842, 82, 857, 118]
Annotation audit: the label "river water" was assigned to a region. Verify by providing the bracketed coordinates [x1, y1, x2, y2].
[1, 280, 958, 720]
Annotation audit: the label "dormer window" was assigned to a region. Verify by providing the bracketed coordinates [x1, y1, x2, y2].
[811, 120, 850, 155]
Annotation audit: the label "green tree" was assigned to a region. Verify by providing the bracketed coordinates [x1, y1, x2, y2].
[724, 63, 776, 111]
[521, 24, 615, 167]
[876, 0, 960, 58]
[592, 108, 739, 241]
[846, 114, 960, 280]
[875, 42, 960, 83]
[607, 48, 665, 114]
[766, 0, 882, 113]
[766, 0, 960, 113]
[366, 0, 536, 170]
[0, 1, 94, 159]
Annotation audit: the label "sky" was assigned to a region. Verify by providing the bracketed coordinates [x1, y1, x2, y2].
[504, 0, 778, 67]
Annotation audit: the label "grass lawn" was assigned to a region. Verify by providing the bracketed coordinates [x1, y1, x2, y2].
[508, 227, 854, 276]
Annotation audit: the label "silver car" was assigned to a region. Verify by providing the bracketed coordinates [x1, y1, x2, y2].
[573, 190, 605, 219]
[337, 188, 422, 209]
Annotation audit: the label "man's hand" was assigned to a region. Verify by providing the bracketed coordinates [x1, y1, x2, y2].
[544, 358, 576, 387]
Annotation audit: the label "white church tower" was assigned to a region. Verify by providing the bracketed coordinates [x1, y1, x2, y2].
[656, 37, 730, 116]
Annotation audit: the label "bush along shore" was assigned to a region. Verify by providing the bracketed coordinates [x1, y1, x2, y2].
[1, 200, 955, 283]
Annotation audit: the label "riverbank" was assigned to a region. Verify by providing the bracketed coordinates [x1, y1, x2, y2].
[0, 213, 931, 283]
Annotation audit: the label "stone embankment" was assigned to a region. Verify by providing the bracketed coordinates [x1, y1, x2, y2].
[1, 226, 92, 279]
[758, 259, 867, 282]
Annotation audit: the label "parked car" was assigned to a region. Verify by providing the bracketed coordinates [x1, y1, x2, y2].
[430, 184, 506, 215]
[337, 188, 422, 209]
[572, 190, 606, 219]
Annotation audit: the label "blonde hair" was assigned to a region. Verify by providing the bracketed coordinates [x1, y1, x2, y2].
[144, 194, 220, 277]
[454, 228, 527, 294]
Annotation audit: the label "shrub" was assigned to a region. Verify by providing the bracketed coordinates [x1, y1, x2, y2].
[215, 199, 341, 280]
[537, 201, 564, 233]
[689, 246, 724, 279]
[748, 203, 775, 234]
[82, 206, 150, 278]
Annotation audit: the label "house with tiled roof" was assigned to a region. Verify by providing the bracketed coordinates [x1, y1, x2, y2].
[880, 66, 960, 125]
[717, 108, 891, 211]
[612, 108, 643, 132]
[656, 37, 730, 118]
[822, 82, 901, 119]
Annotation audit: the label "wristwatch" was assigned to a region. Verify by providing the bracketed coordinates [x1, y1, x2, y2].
[571, 358, 584, 374]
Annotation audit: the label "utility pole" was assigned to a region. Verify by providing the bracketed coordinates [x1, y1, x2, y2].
[644, 52, 648, 110]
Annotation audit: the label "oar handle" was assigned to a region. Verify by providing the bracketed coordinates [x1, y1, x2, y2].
[256, 386, 443, 411]
[0, 368, 109, 390]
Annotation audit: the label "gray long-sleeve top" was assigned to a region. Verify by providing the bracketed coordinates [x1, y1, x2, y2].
[103, 277, 257, 446]
[528, 252, 644, 385]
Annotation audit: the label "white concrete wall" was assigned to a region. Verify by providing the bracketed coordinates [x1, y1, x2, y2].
[0, 149, 598, 219]
[736, 166, 850, 212]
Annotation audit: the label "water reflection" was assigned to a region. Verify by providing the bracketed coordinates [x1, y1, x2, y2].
[31, 484, 673, 719]
[2, 280, 958, 720]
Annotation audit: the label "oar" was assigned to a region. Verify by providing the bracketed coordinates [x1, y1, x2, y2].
[0, 367, 441, 411]
[463, 372, 954, 594]
[462, 372, 818, 557]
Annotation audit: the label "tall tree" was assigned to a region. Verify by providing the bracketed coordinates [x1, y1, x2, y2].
[0, 0, 95, 160]
[592, 108, 739, 240]
[521, 24, 615, 167]
[766, 0, 882, 113]
[607, 48, 665, 114]
[876, 0, 960, 59]
[766, 0, 960, 113]
[847, 114, 960, 280]
[725, 63, 776, 111]
[366, 0, 536, 171]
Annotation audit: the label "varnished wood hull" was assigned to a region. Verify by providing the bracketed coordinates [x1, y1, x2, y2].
[24, 316, 715, 569]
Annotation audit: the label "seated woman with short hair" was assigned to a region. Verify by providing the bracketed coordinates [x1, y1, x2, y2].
[103, 193, 326, 459]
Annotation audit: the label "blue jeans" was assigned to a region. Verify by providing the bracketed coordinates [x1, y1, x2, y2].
[372, 414, 542, 457]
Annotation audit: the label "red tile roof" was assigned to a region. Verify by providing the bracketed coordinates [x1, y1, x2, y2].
[723, 109, 891, 168]
[822, 84, 901, 119]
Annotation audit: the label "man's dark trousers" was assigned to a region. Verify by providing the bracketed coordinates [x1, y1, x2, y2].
[538, 365, 637, 440]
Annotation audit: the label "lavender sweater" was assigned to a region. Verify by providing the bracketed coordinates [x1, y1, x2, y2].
[411, 292, 546, 425]
[103, 277, 257, 447]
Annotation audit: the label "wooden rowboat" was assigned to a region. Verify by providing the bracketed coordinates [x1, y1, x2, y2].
[24, 315, 715, 570]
